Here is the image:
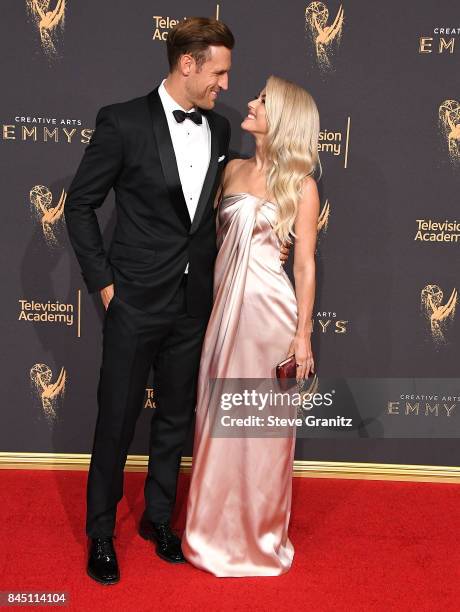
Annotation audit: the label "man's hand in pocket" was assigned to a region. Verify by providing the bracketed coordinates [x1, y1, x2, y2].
[100, 284, 115, 310]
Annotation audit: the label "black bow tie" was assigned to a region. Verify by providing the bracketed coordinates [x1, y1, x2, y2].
[172, 109, 202, 125]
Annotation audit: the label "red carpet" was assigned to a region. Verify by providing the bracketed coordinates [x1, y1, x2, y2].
[1, 470, 460, 611]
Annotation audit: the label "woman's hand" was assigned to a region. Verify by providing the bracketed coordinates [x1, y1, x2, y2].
[279, 242, 290, 264]
[287, 334, 314, 382]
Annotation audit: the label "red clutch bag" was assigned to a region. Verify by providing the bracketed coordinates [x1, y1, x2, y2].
[275, 354, 297, 390]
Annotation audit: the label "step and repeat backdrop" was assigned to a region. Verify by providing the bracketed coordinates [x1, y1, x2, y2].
[1, 1, 459, 466]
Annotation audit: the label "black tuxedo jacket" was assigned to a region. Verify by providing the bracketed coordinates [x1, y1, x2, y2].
[64, 87, 230, 317]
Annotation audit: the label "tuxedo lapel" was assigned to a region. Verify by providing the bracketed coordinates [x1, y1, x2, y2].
[147, 88, 191, 231]
[189, 111, 219, 235]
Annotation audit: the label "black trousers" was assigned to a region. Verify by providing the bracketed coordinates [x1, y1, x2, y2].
[86, 276, 208, 537]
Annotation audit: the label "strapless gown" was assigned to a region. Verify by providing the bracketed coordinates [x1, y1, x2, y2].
[182, 193, 298, 577]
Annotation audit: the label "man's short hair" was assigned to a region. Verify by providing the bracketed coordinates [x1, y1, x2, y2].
[167, 17, 235, 71]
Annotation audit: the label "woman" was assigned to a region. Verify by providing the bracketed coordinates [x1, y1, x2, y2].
[182, 76, 320, 576]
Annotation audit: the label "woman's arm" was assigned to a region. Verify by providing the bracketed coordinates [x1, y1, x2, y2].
[213, 158, 240, 209]
[289, 177, 320, 380]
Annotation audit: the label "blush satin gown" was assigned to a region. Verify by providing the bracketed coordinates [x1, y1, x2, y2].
[182, 193, 298, 577]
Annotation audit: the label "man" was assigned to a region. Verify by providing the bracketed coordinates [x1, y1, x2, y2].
[65, 17, 234, 584]
[66, 17, 287, 585]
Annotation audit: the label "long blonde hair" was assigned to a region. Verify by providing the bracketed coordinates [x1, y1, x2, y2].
[264, 76, 320, 243]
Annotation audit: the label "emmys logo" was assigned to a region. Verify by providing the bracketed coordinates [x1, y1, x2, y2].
[421, 284, 457, 344]
[29, 185, 66, 246]
[439, 100, 460, 164]
[2, 115, 92, 144]
[305, 2, 344, 72]
[30, 363, 67, 422]
[388, 392, 458, 418]
[317, 199, 330, 234]
[26, 0, 66, 59]
[414, 218, 460, 243]
[314, 311, 349, 334]
[419, 28, 459, 55]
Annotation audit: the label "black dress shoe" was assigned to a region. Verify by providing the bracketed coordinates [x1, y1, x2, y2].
[139, 512, 186, 564]
[87, 537, 120, 585]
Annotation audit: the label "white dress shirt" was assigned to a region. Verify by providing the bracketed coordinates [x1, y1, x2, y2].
[158, 80, 211, 273]
[159, 78, 211, 203]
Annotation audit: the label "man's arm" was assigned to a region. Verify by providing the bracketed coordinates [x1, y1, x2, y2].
[64, 105, 123, 294]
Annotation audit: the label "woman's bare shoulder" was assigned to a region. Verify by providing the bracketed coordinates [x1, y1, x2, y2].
[225, 157, 248, 173]
[222, 157, 249, 186]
